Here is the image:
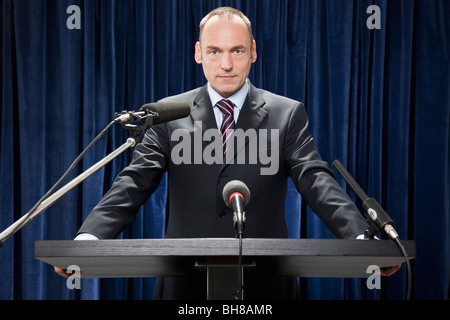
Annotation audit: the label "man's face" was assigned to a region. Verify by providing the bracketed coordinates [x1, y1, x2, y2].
[195, 15, 257, 98]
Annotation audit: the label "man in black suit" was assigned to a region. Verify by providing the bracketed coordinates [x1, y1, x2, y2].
[55, 7, 398, 298]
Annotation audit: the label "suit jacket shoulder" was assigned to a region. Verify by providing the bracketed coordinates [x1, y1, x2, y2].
[255, 86, 302, 106]
[159, 86, 205, 106]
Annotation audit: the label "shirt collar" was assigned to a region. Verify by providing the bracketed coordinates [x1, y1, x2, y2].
[207, 79, 249, 111]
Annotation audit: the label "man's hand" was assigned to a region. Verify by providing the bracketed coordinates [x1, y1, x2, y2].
[54, 266, 72, 278]
[380, 264, 401, 276]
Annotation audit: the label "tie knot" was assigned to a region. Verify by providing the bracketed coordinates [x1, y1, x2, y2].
[216, 99, 234, 116]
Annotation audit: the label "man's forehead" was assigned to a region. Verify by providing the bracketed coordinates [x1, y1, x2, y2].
[200, 15, 252, 45]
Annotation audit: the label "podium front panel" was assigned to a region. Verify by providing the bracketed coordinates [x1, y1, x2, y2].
[34, 238, 415, 278]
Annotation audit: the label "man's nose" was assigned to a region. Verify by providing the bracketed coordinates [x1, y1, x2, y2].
[221, 53, 232, 70]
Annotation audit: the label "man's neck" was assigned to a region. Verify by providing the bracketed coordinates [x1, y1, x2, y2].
[207, 80, 249, 110]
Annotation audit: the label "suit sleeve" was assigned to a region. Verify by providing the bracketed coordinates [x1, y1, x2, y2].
[76, 123, 170, 239]
[285, 102, 368, 239]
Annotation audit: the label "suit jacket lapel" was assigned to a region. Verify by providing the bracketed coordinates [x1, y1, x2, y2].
[190, 85, 217, 131]
[235, 83, 268, 131]
[189, 85, 224, 165]
[223, 83, 268, 166]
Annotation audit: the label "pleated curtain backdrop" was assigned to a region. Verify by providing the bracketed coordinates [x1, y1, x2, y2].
[1, 0, 449, 300]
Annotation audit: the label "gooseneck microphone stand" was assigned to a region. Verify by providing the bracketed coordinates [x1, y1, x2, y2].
[332, 160, 413, 300]
[0, 110, 157, 248]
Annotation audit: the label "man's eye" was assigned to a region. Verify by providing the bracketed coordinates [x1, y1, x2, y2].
[235, 50, 243, 54]
[210, 50, 218, 55]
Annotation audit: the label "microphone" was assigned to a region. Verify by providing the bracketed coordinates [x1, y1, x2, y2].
[222, 180, 251, 237]
[140, 102, 191, 125]
[115, 102, 190, 125]
[332, 160, 399, 240]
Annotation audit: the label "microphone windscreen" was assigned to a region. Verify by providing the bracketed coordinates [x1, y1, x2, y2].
[222, 180, 251, 207]
[140, 102, 190, 124]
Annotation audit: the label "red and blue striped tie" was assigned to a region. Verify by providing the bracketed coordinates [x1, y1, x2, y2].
[217, 99, 235, 154]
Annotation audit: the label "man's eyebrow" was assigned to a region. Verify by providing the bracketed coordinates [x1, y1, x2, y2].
[204, 45, 220, 51]
[230, 45, 247, 51]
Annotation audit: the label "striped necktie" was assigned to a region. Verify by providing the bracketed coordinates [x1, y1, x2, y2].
[216, 99, 235, 154]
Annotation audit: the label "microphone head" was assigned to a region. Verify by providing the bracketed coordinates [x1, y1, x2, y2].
[222, 180, 251, 208]
[140, 102, 190, 124]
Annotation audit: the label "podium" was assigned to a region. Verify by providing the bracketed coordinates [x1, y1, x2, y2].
[34, 238, 415, 299]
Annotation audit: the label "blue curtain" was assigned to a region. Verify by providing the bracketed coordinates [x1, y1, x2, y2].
[1, 0, 449, 300]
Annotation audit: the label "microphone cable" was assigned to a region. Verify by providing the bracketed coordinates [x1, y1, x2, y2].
[393, 237, 413, 300]
[233, 233, 244, 300]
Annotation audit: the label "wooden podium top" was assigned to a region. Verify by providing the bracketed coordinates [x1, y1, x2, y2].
[34, 238, 415, 278]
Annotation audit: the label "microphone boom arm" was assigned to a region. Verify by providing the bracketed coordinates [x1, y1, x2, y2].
[0, 136, 139, 247]
[332, 160, 398, 239]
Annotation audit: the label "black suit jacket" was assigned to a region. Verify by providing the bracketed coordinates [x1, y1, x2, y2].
[77, 82, 367, 299]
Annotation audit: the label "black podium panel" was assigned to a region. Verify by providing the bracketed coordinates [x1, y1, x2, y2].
[34, 238, 415, 278]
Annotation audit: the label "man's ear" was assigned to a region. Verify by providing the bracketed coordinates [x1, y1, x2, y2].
[251, 40, 257, 63]
[195, 41, 202, 64]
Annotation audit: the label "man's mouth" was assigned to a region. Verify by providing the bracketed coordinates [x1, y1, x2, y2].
[218, 75, 236, 80]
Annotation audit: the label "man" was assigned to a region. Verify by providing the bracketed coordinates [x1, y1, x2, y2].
[55, 7, 399, 298]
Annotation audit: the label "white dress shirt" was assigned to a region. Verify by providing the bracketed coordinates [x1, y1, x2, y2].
[208, 80, 249, 129]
